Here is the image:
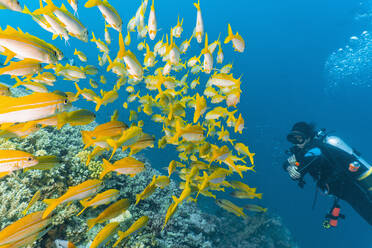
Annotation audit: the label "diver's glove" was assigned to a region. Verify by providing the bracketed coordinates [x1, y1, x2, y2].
[287, 154, 297, 166]
[287, 165, 301, 180]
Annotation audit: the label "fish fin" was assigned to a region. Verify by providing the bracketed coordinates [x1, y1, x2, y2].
[76, 207, 87, 216]
[193, 0, 200, 10]
[106, 139, 118, 160]
[0, 172, 9, 178]
[86, 218, 96, 230]
[52, 34, 59, 40]
[224, 23, 234, 44]
[94, 97, 102, 111]
[99, 159, 113, 179]
[3, 48, 16, 65]
[56, 112, 67, 129]
[84, 0, 101, 8]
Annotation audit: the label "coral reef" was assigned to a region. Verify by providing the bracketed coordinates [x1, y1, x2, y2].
[0, 89, 298, 248]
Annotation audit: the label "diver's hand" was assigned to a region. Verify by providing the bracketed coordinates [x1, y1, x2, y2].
[287, 165, 301, 180]
[287, 154, 297, 166]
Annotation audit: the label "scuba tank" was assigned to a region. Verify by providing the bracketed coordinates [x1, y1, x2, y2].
[319, 130, 372, 192]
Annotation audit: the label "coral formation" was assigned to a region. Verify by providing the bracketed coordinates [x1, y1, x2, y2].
[0, 81, 298, 248]
[0, 120, 298, 247]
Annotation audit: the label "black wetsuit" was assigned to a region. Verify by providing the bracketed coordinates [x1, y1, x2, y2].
[283, 138, 372, 226]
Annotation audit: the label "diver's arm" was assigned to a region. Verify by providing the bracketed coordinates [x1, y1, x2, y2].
[283, 149, 322, 187]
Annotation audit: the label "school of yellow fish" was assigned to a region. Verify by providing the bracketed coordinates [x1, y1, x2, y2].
[0, 0, 264, 247]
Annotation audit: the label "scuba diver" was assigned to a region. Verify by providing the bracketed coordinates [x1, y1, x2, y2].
[283, 122, 372, 228]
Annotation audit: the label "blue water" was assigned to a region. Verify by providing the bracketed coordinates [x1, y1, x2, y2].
[2, 0, 372, 247]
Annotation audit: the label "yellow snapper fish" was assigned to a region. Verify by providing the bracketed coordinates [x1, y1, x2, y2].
[172, 16, 183, 38]
[90, 222, 120, 248]
[0, 59, 42, 77]
[54, 63, 87, 81]
[201, 33, 213, 74]
[234, 113, 244, 134]
[12, 77, 48, 93]
[0, 0, 22, 11]
[22, 6, 60, 40]
[0, 150, 39, 178]
[77, 189, 120, 216]
[104, 24, 111, 44]
[106, 125, 143, 158]
[113, 216, 149, 247]
[33, 0, 88, 42]
[24, 155, 61, 172]
[74, 48, 87, 62]
[22, 190, 41, 215]
[87, 198, 130, 230]
[215, 199, 246, 217]
[244, 204, 267, 213]
[195, 168, 231, 198]
[41, 11, 70, 43]
[116, 32, 143, 81]
[55, 109, 96, 129]
[75, 83, 99, 102]
[234, 142, 255, 165]
[31, 72, 56, 86]
[81, 120, 128, 149]
[207, 73, 241, 88]
[90, 31, 109, 53]
[143, 43, 157, 68]
[42, 179, 103, 219]
[216, 40, 224, 63]
[192, 93, 207, 123]
[231, 190, 262, 200]
[0, 211, 51, 247]
[0, 92, 69, 124]
[224, 23, 245, 53]
[135, 176, 157, 205]
[94, 89, 119, 111]
[85, 0, 122, 31]
[100, 157, 145, 179]
[0, 122, 39, 139]
[193, 0, 204, 43]
[179, 34, 193, 54]
[0, 26, 60, 64]
[147, 0, 157, 40]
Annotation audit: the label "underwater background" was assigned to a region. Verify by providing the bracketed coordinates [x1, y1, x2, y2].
[1, 0, 371, 247]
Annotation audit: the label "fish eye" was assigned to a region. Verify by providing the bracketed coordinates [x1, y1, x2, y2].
[28, 157, 33, 161]
[64, 99, 68, 104]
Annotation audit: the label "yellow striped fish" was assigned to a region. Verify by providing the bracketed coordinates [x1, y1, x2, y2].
[0, 150, 39, 178]
[0, 92, 70, 124]
[42, 179, 103, 218]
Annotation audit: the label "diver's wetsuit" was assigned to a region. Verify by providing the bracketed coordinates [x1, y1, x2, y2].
[283, 137, 372, 226]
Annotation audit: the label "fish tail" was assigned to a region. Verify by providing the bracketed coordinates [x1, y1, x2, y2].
[106, 139, 118, 160]
[12, 76, 23, 88]
[113, 231, 126, 247]
[86, 218, 96, 230]
[84, 0, 101, 8]
[76, 207, 87, 216]
[106, 54, 114, 72]
[99, 159, 113, 179]
[74, 82, 82, 98]
[56, 112, 67, 129]
[224, 23, 234, 44]
[193, 0, 200, 10]
[81, 131, 93, 149]
[42, 198, 59, 219]
[94, 97, 102, 111]
[22, 5, 32, 14]
[90, 31, 97, 43]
